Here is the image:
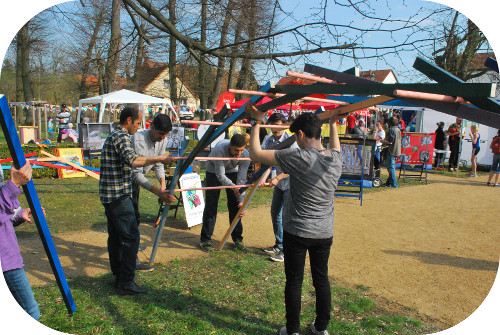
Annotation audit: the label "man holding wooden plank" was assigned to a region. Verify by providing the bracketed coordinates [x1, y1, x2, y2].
[131, 114, 172, 272]
[99, 107, 175, 296]
[246, 102, 343, 335]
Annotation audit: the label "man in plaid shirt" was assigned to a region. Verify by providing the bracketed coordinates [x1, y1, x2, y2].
[99, 107, 175, 295]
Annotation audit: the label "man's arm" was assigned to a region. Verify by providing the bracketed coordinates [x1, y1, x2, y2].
[329, 110, 342, 151]
[131, 153, 172, 168]
[249, 124, 278, 166]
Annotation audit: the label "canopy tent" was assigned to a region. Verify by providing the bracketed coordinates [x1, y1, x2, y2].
[298, 101, 339, 110]
[78, 89, 178, 125]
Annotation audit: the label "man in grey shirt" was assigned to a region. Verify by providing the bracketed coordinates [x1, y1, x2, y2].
[131, 114, 172, 271]
[247, 102, 343, 335]
[199, 134, 250, 252]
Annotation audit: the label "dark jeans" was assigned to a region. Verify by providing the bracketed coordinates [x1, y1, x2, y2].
[103, 195, 139, 284]
[200, 172, 243, 243]
[132, 182, 141, 225]
[283, 231, 333, 333]
[449, 140, 460, 169]
[3, 267, 40, 320]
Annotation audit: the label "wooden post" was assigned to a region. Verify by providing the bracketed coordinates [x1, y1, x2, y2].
[31, 105, 35, 126]
[37, 106, 42, 140]
[216, 173, 267, 251]
[44, 105, 48, 140]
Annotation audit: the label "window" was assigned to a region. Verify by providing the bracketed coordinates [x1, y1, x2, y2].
[163, 79, 170, 89]
[180, 98, 187, 105]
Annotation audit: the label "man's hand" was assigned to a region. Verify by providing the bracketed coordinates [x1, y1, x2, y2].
[159, 190, 177, 204]
[244, 102, 266, 122]
[159, 153, 174, 165]
[10, 163, 32, 187]
[270, 177, 279, 186]
[233, 188, 242, 198]
[21, 207, 45, 224]
[237, 202, 246, 217]
[329, 109, 345, 124]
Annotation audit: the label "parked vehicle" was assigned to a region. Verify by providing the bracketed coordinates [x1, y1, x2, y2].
[178, 105, 194, 120]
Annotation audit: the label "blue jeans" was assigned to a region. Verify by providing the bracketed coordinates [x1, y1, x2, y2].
[283, 231, 333, 334]
[386, 154, 398, 187]
[103, 195, 140, 284]
[270, 187, 289, 250]
[4, 267, 40, 320]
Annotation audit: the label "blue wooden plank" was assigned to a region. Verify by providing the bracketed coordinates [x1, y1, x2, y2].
[485, 57, 498, 74]
[0, 95, 76, 314]
[149, 136, 190, 264]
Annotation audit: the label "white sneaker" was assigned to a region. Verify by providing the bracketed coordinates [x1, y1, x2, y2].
[279, 326, 299, 335]
[309, 322, 328, 335]
[270, 251, 284, 262]
[263, 246, 281, 254]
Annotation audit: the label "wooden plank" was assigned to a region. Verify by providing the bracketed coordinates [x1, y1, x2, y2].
[216, 172, 267, 251]
[149, 137, 190, 264]
[485, 57, 498, 73]
[0, 95, 76, 315]
[305, 63, 500, 127]
[40, 150, 100, 180]
[275, 82, 496, 98]
[413, 56, 500, 114]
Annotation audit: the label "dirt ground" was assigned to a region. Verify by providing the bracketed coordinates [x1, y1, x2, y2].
[19, 171, 499, 329]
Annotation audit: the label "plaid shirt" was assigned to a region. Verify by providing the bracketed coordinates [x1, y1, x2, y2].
[99, 125, 138, 204]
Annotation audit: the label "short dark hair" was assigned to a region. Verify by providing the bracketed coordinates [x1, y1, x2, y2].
[389, 116, 399, 127]
[152, 114, 172, 133]
[289, 112, 322, 139]
[267, 113, 286, 124]
[230, 134, 246, 147]
[120, 107, 140, 125]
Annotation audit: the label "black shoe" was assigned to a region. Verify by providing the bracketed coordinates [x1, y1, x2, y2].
[118, 281, 148, 295]
[111, 277, 119, 289]
[136, 259, 154, 272]
[138, 244, 147, 252]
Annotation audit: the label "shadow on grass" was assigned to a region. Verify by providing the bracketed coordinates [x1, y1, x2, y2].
[383, 250, 499, 271]
[55, 274, 282, 335]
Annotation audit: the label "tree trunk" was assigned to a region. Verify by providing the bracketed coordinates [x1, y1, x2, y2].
[168, 0, 178, 105]
[209, 0, 234, 109]
[103, 0, 122, 94]
[236, 0, 257, 96]
[79, 15, 104, 99]
[197, 0, 208, 109]
[16, 22, 32, 124]
[458, 20, 485, 81]
[227, 21, 242, 91]
[133, 23, 146, 91]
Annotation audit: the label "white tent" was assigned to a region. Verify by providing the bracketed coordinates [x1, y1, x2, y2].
[78, 89, 178, 125]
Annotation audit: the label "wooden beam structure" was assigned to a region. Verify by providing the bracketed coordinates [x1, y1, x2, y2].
[413, 56, 500, 114]
[275, 82, 496, 98]
[0, 95, 76, 315]
[304, 63, 500, 128]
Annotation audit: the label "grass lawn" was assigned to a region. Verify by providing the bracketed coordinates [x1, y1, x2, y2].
[34, 250, 440, 335]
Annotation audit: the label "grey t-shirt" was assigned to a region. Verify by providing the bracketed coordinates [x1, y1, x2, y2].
[275, 147, 342, 239]
[131, 129, 168, 191]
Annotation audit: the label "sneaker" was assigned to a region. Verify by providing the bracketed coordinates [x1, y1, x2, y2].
[494, 184, 500, 187]
[309, 323, 329, 335]
[263, 246, 281, 254]
[279, 326, 299, 335]
[200, 241, 214, 253]
[136, 259, 154, 272]
[487, 182, 491, 186]
[118, 281, 148, 295]
[234, 240, 245, 251]
[270, 251, 284, 262]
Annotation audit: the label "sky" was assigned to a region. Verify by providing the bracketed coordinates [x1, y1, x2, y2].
[0, 1, 500, 335]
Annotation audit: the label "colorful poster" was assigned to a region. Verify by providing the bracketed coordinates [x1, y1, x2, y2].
[396, 132, 436, 169]
[179, 173, 205, 228]
[55, 148, 86, 179]
[339, 137, 376, 180]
